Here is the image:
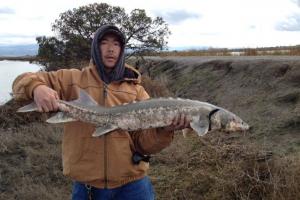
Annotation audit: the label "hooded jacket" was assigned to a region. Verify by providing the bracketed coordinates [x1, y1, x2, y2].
[12, 25, 174, 188]
[91, 24, 128, 84]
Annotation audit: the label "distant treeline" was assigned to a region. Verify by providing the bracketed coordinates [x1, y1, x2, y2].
[0, 56, 37, 62]
[150, 45, 300, 56]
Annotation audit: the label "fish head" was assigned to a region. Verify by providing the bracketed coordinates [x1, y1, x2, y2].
[210, 109, 249, 132]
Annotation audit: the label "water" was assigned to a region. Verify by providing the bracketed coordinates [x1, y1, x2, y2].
[0, 60, 42, 104]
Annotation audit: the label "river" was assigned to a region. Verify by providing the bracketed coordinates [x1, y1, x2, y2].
[0, 60, 42, 104]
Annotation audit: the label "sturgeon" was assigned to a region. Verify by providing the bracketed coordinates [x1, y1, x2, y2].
[17, 89, 249, 137]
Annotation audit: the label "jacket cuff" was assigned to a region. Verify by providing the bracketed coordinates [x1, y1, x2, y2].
[26, 82, 46, 99]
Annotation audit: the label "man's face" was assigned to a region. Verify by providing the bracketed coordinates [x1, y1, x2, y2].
[99, 33, 122, 71]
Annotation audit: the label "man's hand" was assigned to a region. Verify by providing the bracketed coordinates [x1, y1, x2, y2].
[33, 85, 59, 112]
[161, 113, 191, 132]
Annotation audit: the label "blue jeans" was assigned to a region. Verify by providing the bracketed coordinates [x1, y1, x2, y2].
[72, 176, 155, 200]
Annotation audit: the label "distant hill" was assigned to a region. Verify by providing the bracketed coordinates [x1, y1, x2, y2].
[0, 44, 38, 56]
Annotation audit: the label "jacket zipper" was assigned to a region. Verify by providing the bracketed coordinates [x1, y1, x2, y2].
[103, 85, 108, 188]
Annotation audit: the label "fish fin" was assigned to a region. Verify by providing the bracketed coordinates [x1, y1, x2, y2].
[92, 125, 118, 137]
[73, 89, 98, 106]
[17, 102, 38, 112]
[190, 115, 209, 136]
[46, 112, 77, 123]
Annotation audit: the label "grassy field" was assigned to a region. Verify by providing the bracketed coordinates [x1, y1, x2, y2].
[1, 56, 300, 199]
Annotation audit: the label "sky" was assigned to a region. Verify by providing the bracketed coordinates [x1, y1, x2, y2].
[0, 0, 300, 49]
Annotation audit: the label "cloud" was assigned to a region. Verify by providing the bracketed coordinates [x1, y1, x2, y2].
[153, 9, 200, 25]
[0, 33, 39, 45]
[276, 14, 300, 31]
[0, 7, 15, 14]
[27, 16, 46, 21]
[291, 0, 300, 7]
[0, 33, 38, 38]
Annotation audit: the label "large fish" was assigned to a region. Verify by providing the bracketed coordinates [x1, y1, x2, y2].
[17, 89, 249, 137]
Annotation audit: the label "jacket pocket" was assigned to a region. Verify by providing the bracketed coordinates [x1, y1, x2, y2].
[68, 136, 104, 181]
[63, 122, 99, 165]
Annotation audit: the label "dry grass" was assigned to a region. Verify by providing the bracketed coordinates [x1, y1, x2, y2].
[141, 75, 173, 98]
[149, 133, 300, 200]
[0, 122, 70, 199]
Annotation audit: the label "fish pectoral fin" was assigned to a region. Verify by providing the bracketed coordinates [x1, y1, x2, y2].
[190, 115, 209, 136]
[46, 112, 76, 123]
[17, 102, 38, 112]
[92, 125, 118, 137]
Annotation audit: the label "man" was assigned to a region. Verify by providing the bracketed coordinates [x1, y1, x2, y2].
[12, 25, 190, 199]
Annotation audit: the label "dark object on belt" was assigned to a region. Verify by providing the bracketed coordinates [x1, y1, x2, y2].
[132, 152, 151, 164]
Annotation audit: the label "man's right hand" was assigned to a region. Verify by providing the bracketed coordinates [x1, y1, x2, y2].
[33, 85, 60, 112]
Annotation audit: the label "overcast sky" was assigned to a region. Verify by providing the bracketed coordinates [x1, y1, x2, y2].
[1, 0, 300, 49]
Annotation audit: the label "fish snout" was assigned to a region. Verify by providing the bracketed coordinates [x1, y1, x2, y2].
[228, 120, 250, 131]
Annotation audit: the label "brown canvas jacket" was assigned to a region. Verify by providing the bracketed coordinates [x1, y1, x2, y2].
[12, 63, 174, 188]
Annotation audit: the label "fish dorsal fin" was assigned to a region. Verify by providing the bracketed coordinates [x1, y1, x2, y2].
[190, 115, 209, 136]
[73, 89, 98, 106]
